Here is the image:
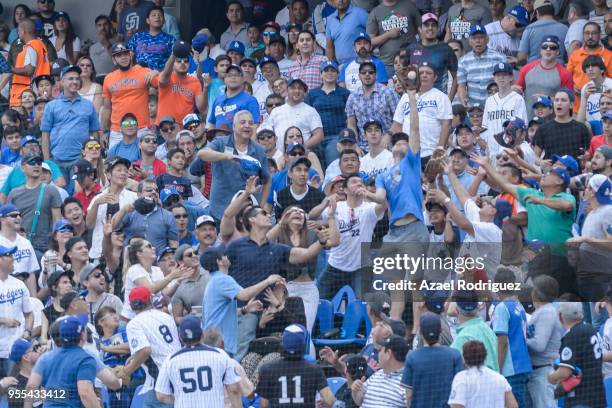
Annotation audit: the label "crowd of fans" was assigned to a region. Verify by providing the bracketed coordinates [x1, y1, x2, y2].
[0, 0, 609, 407]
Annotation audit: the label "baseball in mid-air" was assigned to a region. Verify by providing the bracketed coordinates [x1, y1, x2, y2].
[407, 71, 417, 80]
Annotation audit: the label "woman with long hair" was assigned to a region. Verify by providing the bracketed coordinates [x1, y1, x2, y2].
[77, 56, 103, 113]
[49, 11, 81, 64]
[62, 236, 90, 290]
[0, 23, 10, 58]
[120, 239, 185, 320]
[276, 126, 323, 176]
[109, 0, 124, 33]
[8, 4, 31, 43]
[80, 136, 106, 186]
[286, 24, 301, 60]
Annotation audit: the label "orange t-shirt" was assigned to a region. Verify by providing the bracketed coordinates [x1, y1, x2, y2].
[152, 72, 202, 125]
[102, 66, 152, 131]
[567, 45, 612, 110]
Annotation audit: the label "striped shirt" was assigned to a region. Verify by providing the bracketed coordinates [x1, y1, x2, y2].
[287, 54, 328, 90]
[127, 309, 181, 395]
[361, 368, 406, 408]
[457, 47, 505, 106]
[155, 344, 240, 408]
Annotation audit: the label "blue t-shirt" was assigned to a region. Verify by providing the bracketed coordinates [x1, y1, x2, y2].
[121, 206, 179, 255]
[33, 345, 97, 407]
[100, 325, 129, 367]
[492, 300, 533, 377]
[207, 90, 260, 129]
[127, 31, 174, 71]
[107, 140, 141, 163]
[0, 147, 20, 167]
[203, 271, 243, 355]
[401, 346, 464, 408]
[375, 148, 423, 225]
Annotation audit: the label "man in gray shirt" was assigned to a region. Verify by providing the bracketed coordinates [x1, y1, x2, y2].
[7, 153, 62, 255]
[170, 244, 210, 325]
[444, 0, 493, 50]
[367, 0, 421, 77]
[89, 15, 116, 79]
[526, 275, 562, 408]
[518, 0, 569, 63]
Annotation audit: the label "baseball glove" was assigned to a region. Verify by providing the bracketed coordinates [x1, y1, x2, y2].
[110, 365, 131, 387]
[423, 147, 447, 182]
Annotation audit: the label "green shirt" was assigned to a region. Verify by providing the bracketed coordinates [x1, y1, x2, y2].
[516, 187, 576, 249]
[451, 317, 499, 372]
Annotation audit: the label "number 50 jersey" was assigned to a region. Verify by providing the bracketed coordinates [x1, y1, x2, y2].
[155, 344, 240, 408]
[127, 309, 182, 395]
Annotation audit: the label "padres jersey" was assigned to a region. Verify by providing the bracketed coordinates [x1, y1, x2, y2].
[481, 91, 527, 158]
[155, 344, 240, 408]
[126, 309, 181, 394]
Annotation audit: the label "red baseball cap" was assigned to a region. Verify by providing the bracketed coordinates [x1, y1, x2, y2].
[129, 286, 152, 306]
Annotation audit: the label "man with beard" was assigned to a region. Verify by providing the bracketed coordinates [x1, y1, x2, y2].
[568, 22, 612, 111]
[102, 43, 158, 148]
[484, 6, 529, 63]
[339, 33, 387, 93]
[132, 132, 167, 180]
[406, 13, 458, 98]
[153, 49, 204, 128]
[193, 215, 219, 256]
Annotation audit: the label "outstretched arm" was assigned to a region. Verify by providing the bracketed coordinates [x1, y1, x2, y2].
[407, 90, 420, 153]
[471, 153, 518, 199]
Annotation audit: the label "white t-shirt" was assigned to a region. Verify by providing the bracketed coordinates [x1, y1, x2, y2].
[88, 187, 138, 259]
[565, 19, 587, 51]
[448, 366, 512, 408]
[460, 199, 502, 278]
[393, 87, 453, 157]
[482, 91, 528, 158]
[254, 82, 273, 118]
[262, 102, 323, 152]
[360, 149, 394, 181]
[0, 234, 40, 278]
[322, 201, 383, 271]
[0, 275, 32, 358]
[121, 264, 165, 319]
[49, 36, 81, 61]
[484, 21, 521, 58]
[581, 78, 612, 122]
[127, 309, 181, 394]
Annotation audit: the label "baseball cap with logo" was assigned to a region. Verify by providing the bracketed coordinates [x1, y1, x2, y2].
[20, 135, 39, 148]
[532, 96, 553, 109]
[71, 159, 95, 181]
[376, 335, 409, 362]
[508, 5, 529, 26]
[160, 187, 181, 204]
[320, 60, 339, 72]
[589, 174, 612, 205]
[172, 41, 191, 59]
[227, 41, 245, 55]
[61, 64, 81, 79]
[338, 128, 358, 144]
[420, 312, 442, 342]
[111, 43, 130, 55]
[59, 315, 88, 342]
[182, 113, 200, 128]
[0, 245, 16, 257]
[9, 339, 34, 363]
[354, 32, 371, 43]
[541, 35, 560, 47]
[129, 286, 153, 309]
[364, 292, 392, 316]
[469, 24, 487, 36]
[282, 324, 307, 355]
[552, 154, 579, 176]
[196, 215, 216, 228]
[179, 315, 203, 341]
[493, 62, 513, 75]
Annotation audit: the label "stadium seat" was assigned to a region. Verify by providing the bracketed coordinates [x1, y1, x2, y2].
[327, 377, 347, 396]
[605, 377, 612, 408]
[331, 285, 357, 317]
[313, 300, 370, 347]
[314, 299, 334, 334]
[130, 385, 145, 408]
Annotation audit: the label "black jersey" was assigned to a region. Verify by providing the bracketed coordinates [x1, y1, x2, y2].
[558, 322, 605, 407]
[256, 358, 328, 407]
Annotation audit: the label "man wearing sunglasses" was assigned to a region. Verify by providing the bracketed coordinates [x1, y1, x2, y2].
[153, 45, 204, 129]
[33, 0, 58, 39]
[7, 153, 62, 255]
[133, 132, 167, 181]
[107, 113, 142, 163]
[516, 0, 568, 65]
[81, 263, 123, 324]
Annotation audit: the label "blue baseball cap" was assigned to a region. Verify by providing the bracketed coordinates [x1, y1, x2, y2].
[179, 315, 203, 341]
[227, 41, 245, 55]
[286, 142, 306, 154]
[236, 154, 262, 176]
[61, 64, 81, 79]
[551, 167, 570, 188]
[9, 339, 33, 363]
[191, 34, 209, 53]
[508, 5, 529, 27]
[422, 290, 449, 313]
[354, 32, 371, 43]
[493, 62, 513, 75]
[20, 135, 39, 148]
[59, 315, 88, 342]
[420, 312, 441, 341]
[532, 96, 552, 109]
[552, 154, 579, 176]
[53, 218, 74, 233]
[0, 204, 19, 217]
[160, 187, 180, 203]
[0, 245, 17, 257]
[494, 198, 513, 228]
[454, 290, 479, 311]
[288, 77, 308, 91]
[469, 24, 487, 36]
[259, 55, 278, 68]
[504, 117, 527, 130]
[589, 174, 612, 205]
[282, 324, 307, 355]
[157, 246, 176, 263]
[320, 60, 339, 72]
[541, 35, 560, 46]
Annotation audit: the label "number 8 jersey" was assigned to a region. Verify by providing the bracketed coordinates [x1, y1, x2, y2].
[155, 344, 241, 408]
[127, 309, 181, 396]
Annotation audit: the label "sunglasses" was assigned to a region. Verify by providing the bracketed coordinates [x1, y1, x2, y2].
[121, 119, 138, 127]
[174, 214, 188, 219]
[186, 123, 200, 131]
[5, 213, 21, 218]
[85, 143, 101, 150]
[263, 31, 277, 36]
[26, 158, 43, 166]
[258, 134, 274, 140]
[183, 251, 195, 258]
[266, 102, 283, 108]
[142, 138, 157, 144]
[540, 44, 558, 51]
